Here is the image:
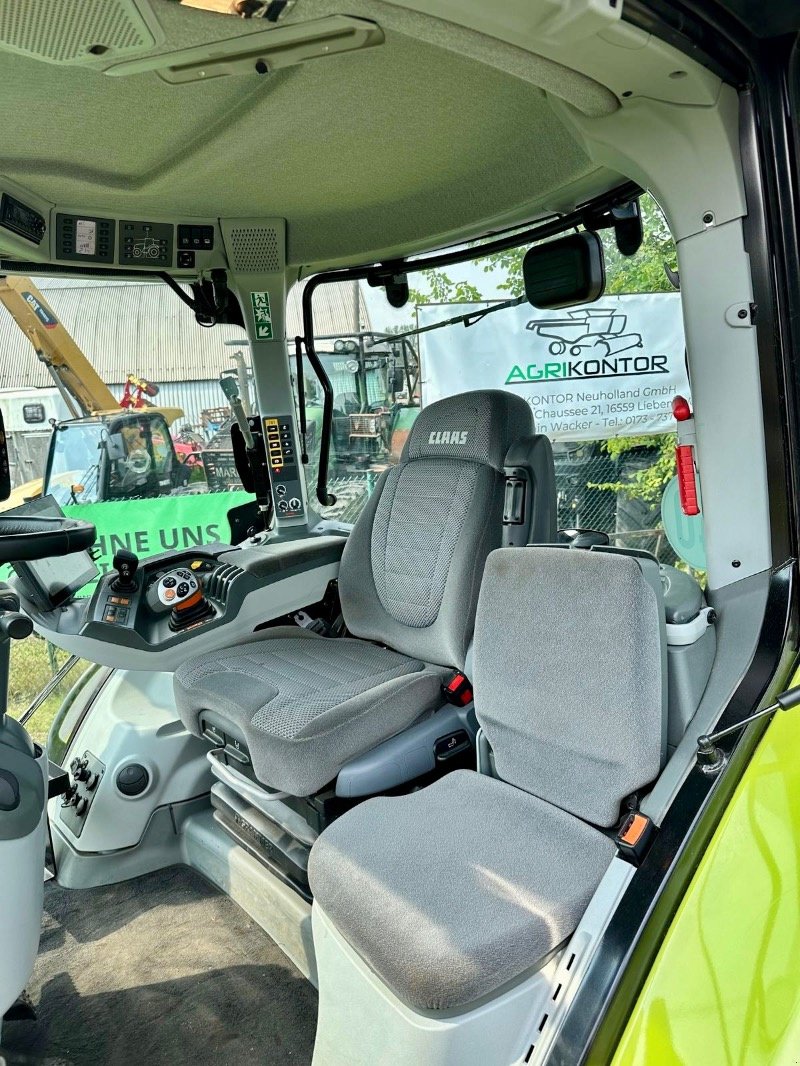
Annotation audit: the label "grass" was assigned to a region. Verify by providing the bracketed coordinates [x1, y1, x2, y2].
[7, 635, 90, 746]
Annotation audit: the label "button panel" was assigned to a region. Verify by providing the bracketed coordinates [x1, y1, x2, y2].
[102, 593, 132, 626]
[56, 213, 115, 263]
[177, 224, 214, 250]
[264, 414, 304, 518]
[60, 750, 105, 839]
[156, 567, 199, 607]
[120, 220, 173, 266]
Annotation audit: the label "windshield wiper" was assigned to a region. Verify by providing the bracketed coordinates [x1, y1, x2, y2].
[368, 295, 526, 346]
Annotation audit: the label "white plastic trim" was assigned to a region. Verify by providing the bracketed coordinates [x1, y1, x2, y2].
[666, 607, 715, 647]
[311, 903, 559, 1066]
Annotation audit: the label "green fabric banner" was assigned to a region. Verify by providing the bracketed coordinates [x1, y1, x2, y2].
[61, 490, 254, 590]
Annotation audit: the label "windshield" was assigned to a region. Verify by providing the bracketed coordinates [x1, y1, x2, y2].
[47, 422, 105, 505]
[304, 194, 693, 568]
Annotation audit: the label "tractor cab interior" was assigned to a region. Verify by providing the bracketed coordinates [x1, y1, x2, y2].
[0, 3, 793, 1065]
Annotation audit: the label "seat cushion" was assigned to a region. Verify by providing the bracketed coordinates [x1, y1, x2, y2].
[174, 628, 448, 795]
[308, 769, 616, 1012]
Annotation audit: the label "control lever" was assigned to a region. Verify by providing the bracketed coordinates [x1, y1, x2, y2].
[112, 550, 139, 593]
[220, 370, 274, 529]
[220, 371, 255, 450]
[157, 567, 215, 632]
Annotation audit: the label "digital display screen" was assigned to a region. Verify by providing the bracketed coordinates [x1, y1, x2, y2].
[9, 495, 98, 609]
[75, 218, 97, 256]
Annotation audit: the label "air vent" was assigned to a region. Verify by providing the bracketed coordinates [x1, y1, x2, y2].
[228, 227, 281, 274]
[206, 563, 245, 604]
[0, 0, 160, 65]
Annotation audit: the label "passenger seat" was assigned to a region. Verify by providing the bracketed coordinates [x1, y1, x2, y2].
[308, 546, 666, 1025]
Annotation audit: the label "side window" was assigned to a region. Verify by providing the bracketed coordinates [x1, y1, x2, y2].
[292, 291, 420, 523]
[305, 194, 687, 566]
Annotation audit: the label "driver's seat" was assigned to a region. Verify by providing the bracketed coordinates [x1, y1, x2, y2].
[175, 390, 539, 796]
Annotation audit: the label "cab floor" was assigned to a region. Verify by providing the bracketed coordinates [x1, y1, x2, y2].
[1, 865, 318, 1066]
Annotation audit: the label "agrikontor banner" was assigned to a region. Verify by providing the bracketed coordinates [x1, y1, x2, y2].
[419, 293, 689, 440]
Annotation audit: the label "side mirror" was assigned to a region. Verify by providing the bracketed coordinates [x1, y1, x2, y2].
[523, 231, 605, 310]
[105, 433, 127, 462]
[0, 410, 10, 502]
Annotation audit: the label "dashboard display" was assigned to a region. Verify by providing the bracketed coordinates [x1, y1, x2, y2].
[9, 495, 98, 609]
[75, 218, 97, 256]
[56, 213, 115, 263]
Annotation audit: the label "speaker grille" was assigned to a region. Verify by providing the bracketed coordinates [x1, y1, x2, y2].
[0, 0, 155, 64]
[228, 227, 281, 274]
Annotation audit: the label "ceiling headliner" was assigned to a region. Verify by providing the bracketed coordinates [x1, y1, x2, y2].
[0, 0, 623, 268]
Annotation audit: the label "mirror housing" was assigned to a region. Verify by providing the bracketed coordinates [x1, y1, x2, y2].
[523, 231, 605, 310]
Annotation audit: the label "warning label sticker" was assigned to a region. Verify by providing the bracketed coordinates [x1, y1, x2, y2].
[250, 291, 274, 340]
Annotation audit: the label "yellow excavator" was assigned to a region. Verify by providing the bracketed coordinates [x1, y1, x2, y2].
[0, 276, 189, 510]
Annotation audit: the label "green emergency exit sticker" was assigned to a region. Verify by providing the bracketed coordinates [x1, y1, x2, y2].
[250, 291, 273, 339]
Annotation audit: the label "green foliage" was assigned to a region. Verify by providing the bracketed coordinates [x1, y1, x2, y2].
[7, 635, 86, 744]
[595, 196, 678, 499]
[602, 196, 677, 296]
[590, 433, 677, 505]
[408, 271, 482, 305]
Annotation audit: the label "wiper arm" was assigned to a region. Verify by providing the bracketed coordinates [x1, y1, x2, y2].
[369, 295, 526, 346]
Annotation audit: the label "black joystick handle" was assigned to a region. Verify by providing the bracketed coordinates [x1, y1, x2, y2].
[112, 550, 139, 592]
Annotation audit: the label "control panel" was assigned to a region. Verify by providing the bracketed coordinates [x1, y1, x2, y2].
[60, 750, 105, 839]
[15, 535, 346, 672]
[264, 414, 304, 519]
[0, 177, 230, 273]
[101, 591, 134, 626]
[56, 213, 115, 263]
[93, 552, 224, 636]
[155, 567, 201, 609]
[1, 193, 46, 245]
[120, 219, 173, 266]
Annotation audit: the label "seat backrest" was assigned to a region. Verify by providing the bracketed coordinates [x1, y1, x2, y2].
[339, 390, 536, 669]
[472, 546, 666, 827]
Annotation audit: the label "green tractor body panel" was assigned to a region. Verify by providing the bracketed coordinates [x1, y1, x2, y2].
[613, 679, 800, 1064]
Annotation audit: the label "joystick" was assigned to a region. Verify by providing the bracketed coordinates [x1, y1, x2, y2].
[112, 550, 139, 593]
[156, 567, 214, 631]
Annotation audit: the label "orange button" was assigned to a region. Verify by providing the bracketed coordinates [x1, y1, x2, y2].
[164, 589, 176, 601]
[619, 812, 649, 847]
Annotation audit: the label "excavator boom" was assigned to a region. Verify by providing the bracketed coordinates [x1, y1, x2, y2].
[0, 275, 119, 417]
[0, 275, 182, 425]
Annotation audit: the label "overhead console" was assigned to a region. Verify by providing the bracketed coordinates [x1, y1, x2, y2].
[0, 176, 226, 276]
[13, 535, 345, 672]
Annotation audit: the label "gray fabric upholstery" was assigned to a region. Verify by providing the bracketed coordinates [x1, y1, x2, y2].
[340, 390, 534, 668]
[473, 547, 665, 827]
[370, 460, 480, 628]
[175, 391, 537, 793]
[174, 628, 447, 795]
[309, 770, 615, 1011]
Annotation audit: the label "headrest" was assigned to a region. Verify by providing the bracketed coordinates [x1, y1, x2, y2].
[404, 390, 534, 471]
[473, 547, 666, 827]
